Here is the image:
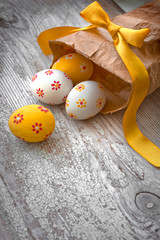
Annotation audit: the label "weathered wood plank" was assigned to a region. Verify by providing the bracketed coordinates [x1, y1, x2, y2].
[0, 0, 160, 240]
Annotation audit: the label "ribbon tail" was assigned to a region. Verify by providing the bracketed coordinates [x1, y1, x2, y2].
[115, 32, 160, 167]
[120, 27, 150, 48]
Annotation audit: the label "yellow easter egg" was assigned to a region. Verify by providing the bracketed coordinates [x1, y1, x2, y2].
[52, 53, 93, 86]
[8, 105, 55, 142]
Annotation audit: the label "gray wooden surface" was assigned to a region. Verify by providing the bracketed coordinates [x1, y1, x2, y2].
[0, 0, 160, 240]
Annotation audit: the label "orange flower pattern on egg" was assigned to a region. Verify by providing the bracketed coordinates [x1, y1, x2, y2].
[97, 84, 105, 92]
[65, 81, 106, 120]
[96, 98, 104, 109]
[76, 99, 87, 108]
[75, 84, 85, 92]
[68, 113, 77, 119]
[65, 99, 69, 107]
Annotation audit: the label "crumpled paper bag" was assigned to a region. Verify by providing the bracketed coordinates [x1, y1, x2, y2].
[49, 0, 160, 114]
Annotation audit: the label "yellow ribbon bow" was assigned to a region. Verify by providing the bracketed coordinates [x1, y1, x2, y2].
[37, 1, 160, 167]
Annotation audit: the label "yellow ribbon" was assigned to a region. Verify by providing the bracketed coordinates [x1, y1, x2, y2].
[37, 1, 160, 167]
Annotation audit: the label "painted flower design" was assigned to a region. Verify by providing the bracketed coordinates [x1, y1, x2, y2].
[44, 132, 52, 140]
[76, 99, 87, 108]
[68, 113, 77, 119]
[45, 70, 53, 75]
[98, 83, 105, 91]
[14, 113, 24, 124]
[38, 106, 49, 113]
[36, 88, 44, 97]
[32, 74, 37, 82]
[16, 136, 25, 141]
[62, 95, 68, 102]
[80, 63, 88, 72]
[75, 84, 85, 92]
[64, 73, 70, 79]
[65, 99, 69, 107]
[96, 97, 104, 109]
[65, 54, 75, 60]
[51, 81, 61, 90]
[32, 123, 42, 134]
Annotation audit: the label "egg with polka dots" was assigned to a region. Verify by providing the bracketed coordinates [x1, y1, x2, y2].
[52, 53, 93, 86]
[8, 105, 55, 142]
[30, 69, 73, 105]
[65, 81, 107, 120]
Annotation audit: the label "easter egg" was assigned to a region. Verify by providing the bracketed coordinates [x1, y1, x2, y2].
[8, 105, 55, 142]
[65, 81, 106, 120]
[52, 53, 93, 86]
[30, 69, 73, 105]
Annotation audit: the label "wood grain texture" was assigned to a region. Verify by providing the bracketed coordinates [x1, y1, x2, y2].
[0, 0, 160, 240]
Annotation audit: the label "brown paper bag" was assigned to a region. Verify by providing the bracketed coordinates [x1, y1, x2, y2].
[49, 0, 160, 114]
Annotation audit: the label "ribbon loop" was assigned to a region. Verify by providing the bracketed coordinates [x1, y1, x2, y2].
[119, 28, 150, 48]
[80, 1, 150, 49]
[80, 1, 110, 29]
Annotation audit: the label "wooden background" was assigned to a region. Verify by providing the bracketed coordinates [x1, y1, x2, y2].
[0, 0, 160, 239]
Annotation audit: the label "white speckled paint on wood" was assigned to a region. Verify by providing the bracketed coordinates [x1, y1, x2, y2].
[0, 0, 160, 239]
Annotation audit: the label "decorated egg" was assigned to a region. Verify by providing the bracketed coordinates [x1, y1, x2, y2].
[8, 105, 55, 142]
[30, 69, 73, 105]
[52, 53, 93, 86]
[65, 81, 106, 120]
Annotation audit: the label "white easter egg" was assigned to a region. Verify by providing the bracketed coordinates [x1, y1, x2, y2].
[65, 81, 106, 120]
[30, 69, 73, 105]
